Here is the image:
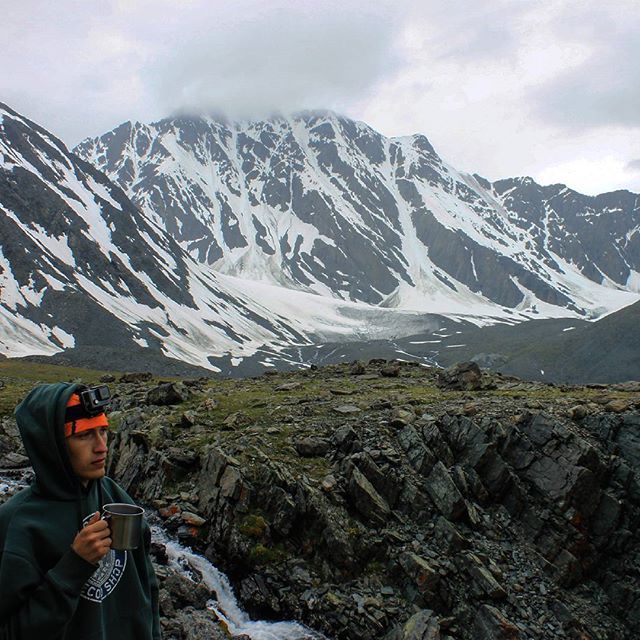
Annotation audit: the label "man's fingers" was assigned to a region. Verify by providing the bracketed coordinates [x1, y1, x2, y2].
[85, 519, 110, 533]
[88, 511, 100, 524]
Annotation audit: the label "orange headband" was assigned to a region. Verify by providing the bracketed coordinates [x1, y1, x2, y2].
[64, 393, 109, 438]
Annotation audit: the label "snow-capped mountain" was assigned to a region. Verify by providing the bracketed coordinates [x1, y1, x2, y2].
[76, 112, 640, 320]
[1, 103, 460, 374]
[2, 102, 639, 378]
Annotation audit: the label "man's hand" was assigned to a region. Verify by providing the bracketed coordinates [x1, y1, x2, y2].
[71, 512, 111, 564]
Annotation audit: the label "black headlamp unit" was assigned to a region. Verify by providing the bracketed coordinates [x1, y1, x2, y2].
[65, 385, 112, 422]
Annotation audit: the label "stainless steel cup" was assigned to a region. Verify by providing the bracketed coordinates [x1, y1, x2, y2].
[102, 503, 144, 551]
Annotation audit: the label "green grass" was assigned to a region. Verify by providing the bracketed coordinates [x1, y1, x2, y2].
[0, 360, 116, 417]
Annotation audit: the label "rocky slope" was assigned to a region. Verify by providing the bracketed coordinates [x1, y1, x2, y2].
[2, 362, 639, 639]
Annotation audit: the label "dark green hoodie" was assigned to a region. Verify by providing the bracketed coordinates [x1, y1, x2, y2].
[0, 383, 160, 639]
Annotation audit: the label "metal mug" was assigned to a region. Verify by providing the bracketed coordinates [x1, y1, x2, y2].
[102, 503, 144, 551]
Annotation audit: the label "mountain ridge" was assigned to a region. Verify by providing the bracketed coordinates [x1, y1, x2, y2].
[75, 110, 640, 321]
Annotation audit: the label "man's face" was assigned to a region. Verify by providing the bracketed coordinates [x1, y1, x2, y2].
[66, 427, 109, 486]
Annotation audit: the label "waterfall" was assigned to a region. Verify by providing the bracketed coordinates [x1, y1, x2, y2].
[156, 527, 329, 640]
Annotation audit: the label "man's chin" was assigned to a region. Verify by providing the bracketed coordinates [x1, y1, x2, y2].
[80, 468, 106, 482]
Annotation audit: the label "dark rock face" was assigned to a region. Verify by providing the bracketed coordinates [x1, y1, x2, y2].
[67, 361, 639, 640]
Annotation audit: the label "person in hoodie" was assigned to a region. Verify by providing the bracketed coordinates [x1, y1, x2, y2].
[0, 382, 160, 639]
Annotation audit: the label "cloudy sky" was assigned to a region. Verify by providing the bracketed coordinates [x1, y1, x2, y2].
[2, 0, 639, 194]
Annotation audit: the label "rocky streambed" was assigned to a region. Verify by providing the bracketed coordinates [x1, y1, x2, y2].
[1, 361, 640, 639]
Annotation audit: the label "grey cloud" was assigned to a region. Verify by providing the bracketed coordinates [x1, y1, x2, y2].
[627, 159, 640, 171]
[406, 0, 528, 63]
[146, 1, 404, 120]
[530, 5, 640, 131]
[0, 0, 405, 142]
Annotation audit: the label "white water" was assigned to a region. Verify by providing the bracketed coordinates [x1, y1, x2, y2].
[0, 472, 30, 500]
[155, 528, 329, 640]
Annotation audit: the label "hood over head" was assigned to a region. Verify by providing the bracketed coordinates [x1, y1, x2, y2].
[15, 382, 87, 500]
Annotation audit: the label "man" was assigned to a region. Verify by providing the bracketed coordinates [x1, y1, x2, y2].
[0, 382, 160, 639]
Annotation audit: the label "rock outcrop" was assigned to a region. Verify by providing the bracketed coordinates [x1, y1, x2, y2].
[2, 360, 640, 639]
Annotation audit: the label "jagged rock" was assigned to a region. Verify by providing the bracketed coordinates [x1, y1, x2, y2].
[420, 423, 454, 467]
[570, 404, 590, 420]
[425, 461, 466, 521]
[390, 407, 416, 428]
[158, 587, 175, 617]
[163, 573, 211, 609]
[460, 552, 506, 600]
[473, 605, 520, 639]
[434, 517, 469, 551]
[400, 609, 441, 639]
[381, 364, 401, 378]
[462, 402, 479, 416]
[99, 374, 116, 383]
[436, 362, 482, 391]
[350, 452, 401, 507]
[223, 411, 251, 428]
[219, 465, 244, 500]
[348, 466, 391, 524]
[590, 492, 622, 538]
[397, 425, 435, 476]
[371, 398, 393, 410]
[321, 474, 338, 492]
[147, 382, 190, 406]
[180, 411, 197, 428]
[4, 362, 636, 640]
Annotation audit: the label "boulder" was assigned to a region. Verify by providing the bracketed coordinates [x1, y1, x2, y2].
[170, 607, 230, 640]
[294, 437, 330, 458]
[436, 362, 482, 391]
[146, 382, 190, 406]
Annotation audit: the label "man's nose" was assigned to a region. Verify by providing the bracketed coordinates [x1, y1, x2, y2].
[94, 434, 108, 452]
